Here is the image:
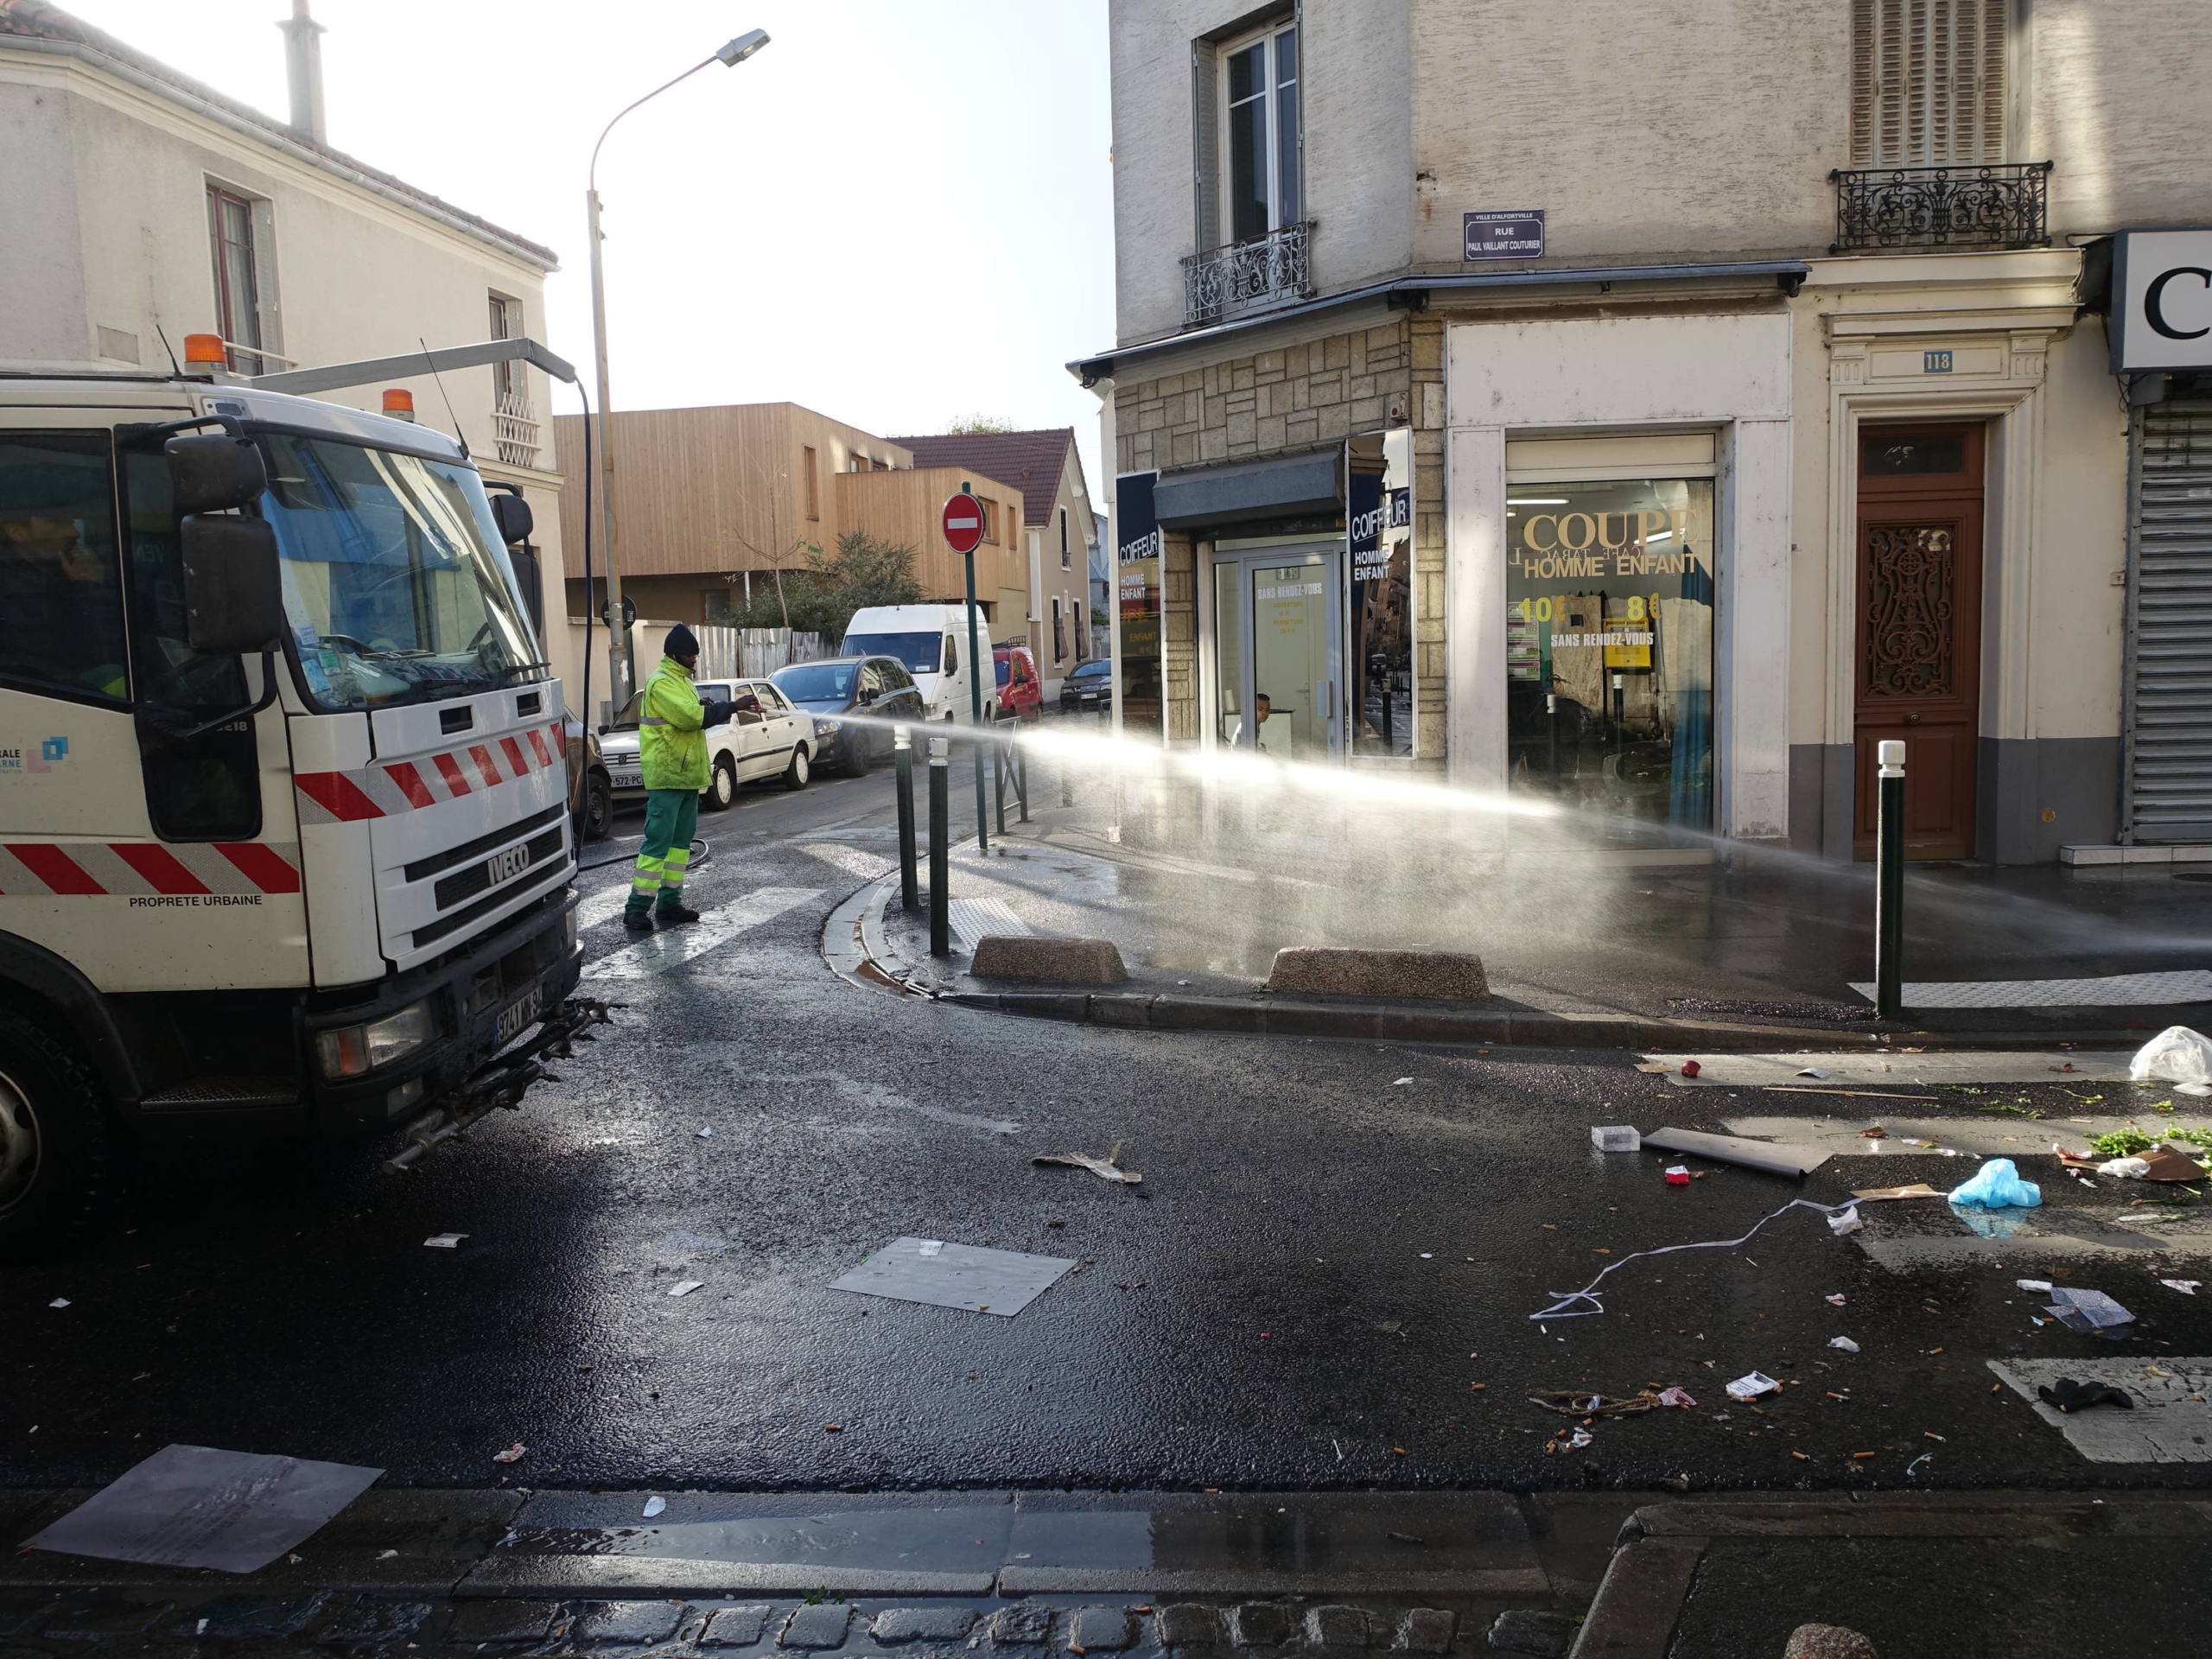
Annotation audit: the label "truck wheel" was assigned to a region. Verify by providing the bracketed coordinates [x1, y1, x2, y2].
[0, 1009, 118, 1257]
[781, 745, 811, 791]
[583, 771, 614, 841]
[706, 753, 738, 811]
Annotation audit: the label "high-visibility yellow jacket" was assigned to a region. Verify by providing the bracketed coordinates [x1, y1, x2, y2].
[638, 656, 709, 791]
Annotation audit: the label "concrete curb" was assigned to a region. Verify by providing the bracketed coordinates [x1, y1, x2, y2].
[937, 987, 2141, 1053]
[823, 842, 2146, 1053]
[1566, 1492, 2212, 1658]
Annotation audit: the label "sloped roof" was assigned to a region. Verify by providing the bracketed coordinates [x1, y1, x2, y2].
[887, 429, 1077, 527]
[0, 0, 556, 269]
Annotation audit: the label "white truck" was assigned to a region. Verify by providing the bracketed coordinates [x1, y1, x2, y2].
[0, 350, 594, 1249]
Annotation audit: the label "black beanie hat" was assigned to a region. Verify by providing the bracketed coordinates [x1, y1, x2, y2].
[664, 623, 700, 660]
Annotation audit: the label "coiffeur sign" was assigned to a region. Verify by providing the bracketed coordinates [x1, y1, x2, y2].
[2111, 230, 2212, 372]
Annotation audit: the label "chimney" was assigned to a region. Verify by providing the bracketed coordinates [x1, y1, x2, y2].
[277, 0, 327, 145]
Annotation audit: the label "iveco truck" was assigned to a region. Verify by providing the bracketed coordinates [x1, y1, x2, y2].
[0, 353, 589, 1248]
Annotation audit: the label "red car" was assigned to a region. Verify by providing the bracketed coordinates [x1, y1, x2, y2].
[993, 644, 1044, 721]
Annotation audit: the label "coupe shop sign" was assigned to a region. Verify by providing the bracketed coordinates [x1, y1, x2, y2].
[2112, 230, 2212, 372]
[1464, 210, 1545, 262]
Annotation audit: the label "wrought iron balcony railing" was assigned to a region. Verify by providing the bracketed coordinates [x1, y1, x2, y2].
[1829, 161, 2053, 255]
[1182, 220, 1313, 327]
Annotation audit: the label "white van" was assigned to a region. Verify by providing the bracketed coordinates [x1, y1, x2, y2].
[842, 603, 996, 722]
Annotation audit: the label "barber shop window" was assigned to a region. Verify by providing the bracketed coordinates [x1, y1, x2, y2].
[0, 432, 129, 704]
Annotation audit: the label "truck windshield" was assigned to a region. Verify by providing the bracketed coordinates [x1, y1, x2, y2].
[844, 632, 944, 675]
[258, 433, 542, 709]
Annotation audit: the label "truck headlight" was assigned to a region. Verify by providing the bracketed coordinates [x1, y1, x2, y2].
[315, 998, 435, 1080]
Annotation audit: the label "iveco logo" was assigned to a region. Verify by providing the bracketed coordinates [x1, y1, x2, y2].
[485, 845, 531, 887]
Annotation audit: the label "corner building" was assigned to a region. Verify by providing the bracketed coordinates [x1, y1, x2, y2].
[1084, 0, 2212, 864]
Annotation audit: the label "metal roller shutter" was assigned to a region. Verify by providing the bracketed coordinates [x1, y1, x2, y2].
[2124, 400, 2212, 843]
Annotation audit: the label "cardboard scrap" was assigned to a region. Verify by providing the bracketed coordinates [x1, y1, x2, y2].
[1850, 1183, 1944, 1201]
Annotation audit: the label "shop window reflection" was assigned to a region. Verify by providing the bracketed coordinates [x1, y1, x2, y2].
[1505, 477, 1714, 842]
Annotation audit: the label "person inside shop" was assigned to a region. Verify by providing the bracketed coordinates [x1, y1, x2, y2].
[1230, 691, 1272, 752]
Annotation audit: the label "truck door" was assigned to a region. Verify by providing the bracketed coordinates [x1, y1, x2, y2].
[0, 410, 306, 995]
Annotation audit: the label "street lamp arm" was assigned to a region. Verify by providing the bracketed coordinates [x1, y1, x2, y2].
[587, 56, 717, 196]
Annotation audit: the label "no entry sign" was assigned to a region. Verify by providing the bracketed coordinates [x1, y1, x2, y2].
[941, 493, 985, 554]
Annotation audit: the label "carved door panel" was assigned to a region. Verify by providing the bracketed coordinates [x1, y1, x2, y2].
[1853, 425, 1985, 859]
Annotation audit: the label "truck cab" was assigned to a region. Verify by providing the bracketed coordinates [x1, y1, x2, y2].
[0, 373, 584, 1248]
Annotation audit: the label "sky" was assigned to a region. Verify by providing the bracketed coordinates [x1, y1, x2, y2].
[60, 0, 1116, 486]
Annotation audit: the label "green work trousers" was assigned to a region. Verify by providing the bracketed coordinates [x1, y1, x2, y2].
[628, 787, 701, 915]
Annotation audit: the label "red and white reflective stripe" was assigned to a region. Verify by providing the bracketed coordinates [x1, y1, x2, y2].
[0, 841, 302, 896]
[294, 721, 566, 824]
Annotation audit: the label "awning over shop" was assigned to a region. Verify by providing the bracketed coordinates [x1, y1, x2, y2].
[1152, 449, 1340, 531]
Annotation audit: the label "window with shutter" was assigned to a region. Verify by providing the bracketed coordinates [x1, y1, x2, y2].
[1850, 0, 2009, 167]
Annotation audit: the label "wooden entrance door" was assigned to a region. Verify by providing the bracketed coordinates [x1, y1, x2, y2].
[1853, 424, 1985, 859]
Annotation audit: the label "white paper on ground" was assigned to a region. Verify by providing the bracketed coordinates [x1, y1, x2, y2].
[21, 1444, 382, 1573]
[666, 1280, 703, 1297]
[1726, 1371, 1781, 1401]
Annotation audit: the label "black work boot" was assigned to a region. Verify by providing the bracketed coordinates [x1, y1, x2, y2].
[656, 903, 702, 927]
[621, 909, 655, 934]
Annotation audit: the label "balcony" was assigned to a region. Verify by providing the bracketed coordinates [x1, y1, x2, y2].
[1829, 161, 2053, 255]
[1182, 220, 1313, 327]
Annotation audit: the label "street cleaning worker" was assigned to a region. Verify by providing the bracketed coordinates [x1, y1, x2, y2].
[626, 624, 733, 932]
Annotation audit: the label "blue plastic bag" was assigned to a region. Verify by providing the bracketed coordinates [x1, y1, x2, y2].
[1948, 1157, 2042, 1209]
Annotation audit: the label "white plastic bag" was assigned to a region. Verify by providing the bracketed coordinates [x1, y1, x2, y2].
[2129, 1026, 2212, 1092]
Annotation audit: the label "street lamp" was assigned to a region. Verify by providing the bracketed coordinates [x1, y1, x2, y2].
[585, 29, 771, 709]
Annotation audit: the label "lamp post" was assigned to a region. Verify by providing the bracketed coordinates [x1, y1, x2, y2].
[586, 28, 769, 710]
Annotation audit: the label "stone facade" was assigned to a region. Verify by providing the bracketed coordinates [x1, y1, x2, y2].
[1114, 315, 1448, 760]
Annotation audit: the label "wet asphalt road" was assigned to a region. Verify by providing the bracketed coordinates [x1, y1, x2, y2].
[5, 759, 2212, 1498]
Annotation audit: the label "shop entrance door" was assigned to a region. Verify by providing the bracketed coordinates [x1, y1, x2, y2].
[1853, 423, 1985, 859]
[1211, 548, 1344, 760]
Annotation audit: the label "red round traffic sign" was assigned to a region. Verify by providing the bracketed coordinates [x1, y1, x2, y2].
[941, 493, 985, 555]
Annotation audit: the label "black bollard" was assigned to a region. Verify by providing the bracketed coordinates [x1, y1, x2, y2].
[1015, 736, 1030, 823]
[928, 735, 950, 958]
[893, 724, 918, 913]
[1875, 739, 1905, 1021]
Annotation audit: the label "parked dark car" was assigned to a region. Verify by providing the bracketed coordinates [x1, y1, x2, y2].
[1058, 658, 1112, 713]
[562, 709, 613, 840]
[770, 654, 926, 775]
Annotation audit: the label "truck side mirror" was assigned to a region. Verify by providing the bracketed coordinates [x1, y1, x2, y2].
[490, 492, 534, 546]
[180, 514, 285, 653]
[164, 434, 269, 513]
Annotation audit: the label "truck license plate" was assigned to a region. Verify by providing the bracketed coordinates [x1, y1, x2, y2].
[609, 768, 641, 787]
[495, 987, 544, 1046]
